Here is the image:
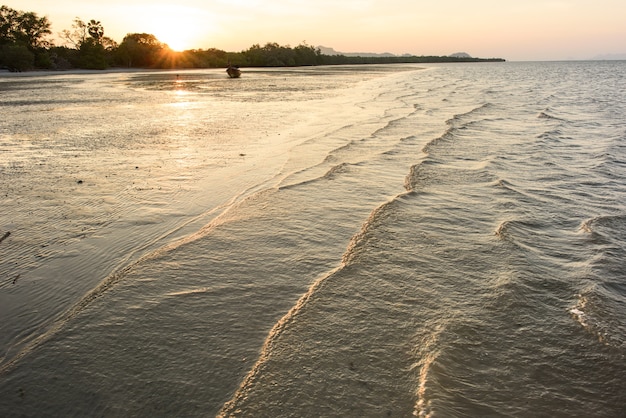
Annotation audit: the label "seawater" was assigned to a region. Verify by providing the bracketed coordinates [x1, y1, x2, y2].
[0, 62, 625, 417]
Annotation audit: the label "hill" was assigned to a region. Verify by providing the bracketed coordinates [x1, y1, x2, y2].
[317, 46, 397, 58]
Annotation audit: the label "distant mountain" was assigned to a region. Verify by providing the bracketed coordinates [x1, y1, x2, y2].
[449, 52, 472, 58]
[590, 53, 626, 60]
[317, 46, 398, 57]
[318, 47, 476, 59]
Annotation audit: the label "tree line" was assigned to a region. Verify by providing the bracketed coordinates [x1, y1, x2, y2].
[0, 5, 503, 72]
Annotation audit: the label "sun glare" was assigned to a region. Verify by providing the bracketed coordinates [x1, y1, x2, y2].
[142, 6, 211, 52]
[158, 31, 193, 52]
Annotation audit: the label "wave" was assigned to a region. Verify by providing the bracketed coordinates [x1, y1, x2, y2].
[570, 283, 626, 350]
[573, 213, 626, 350]
[536, 129, 564, 141]
[537, 109, 563, 120]
[580, 214, 626, 230]
[279, 106, 423, 190]
[279, 162, 357, 190]
[217, 259, 346, 417]
[404, 160, 441, 191]
[421, 103, 494, 153]
[164, 287, 211, 297]
[579, 214, 626, 243]
[405, 156, 498, 193]
[323, 161, 355, 179]
[493, 218, 548, 243]
[412, 323, 446, 418]
[421, 125, 456, 155]
[0, 183, 270, 373]
[493, 220, 510, 238]
[341, 199, 401, 266]
[218, 190, 422, 416]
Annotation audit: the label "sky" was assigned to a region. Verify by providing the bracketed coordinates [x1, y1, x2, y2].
[11, 0, 626, 61]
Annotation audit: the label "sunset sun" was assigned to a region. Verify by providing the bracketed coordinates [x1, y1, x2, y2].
[142, 6, 212, 51]
[156, 30, 194, 52]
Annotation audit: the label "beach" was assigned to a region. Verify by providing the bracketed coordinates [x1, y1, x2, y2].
[1, 62, 625, 417]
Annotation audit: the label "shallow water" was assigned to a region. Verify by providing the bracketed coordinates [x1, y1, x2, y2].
[1, 62, 625, 417]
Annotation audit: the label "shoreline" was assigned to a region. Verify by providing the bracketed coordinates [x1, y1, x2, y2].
[0, 67, 190, 78]
[0, 62, 459, 79]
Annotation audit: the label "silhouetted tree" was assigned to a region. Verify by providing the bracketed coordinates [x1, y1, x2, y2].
[0, 5, 51, 70]
[47, 46, 76, 69]
[0, 5, 18, 44]
[243, 42, 295, 66]
[0, 5, 50, 49]
[78, 40, 105, 69]
[176, 47, 230, 68]
[59, 17, 87, 49]
[58, 17, 117, 69]
[2, 5, 504, 71]
[87, 19, 103, 43]
[116, 33, 166, 67]
[294, 42, 321, 65]
[0, 43, 33, 71]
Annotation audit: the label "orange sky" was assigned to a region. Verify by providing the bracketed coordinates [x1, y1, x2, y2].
[12, 0, 626, 61]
